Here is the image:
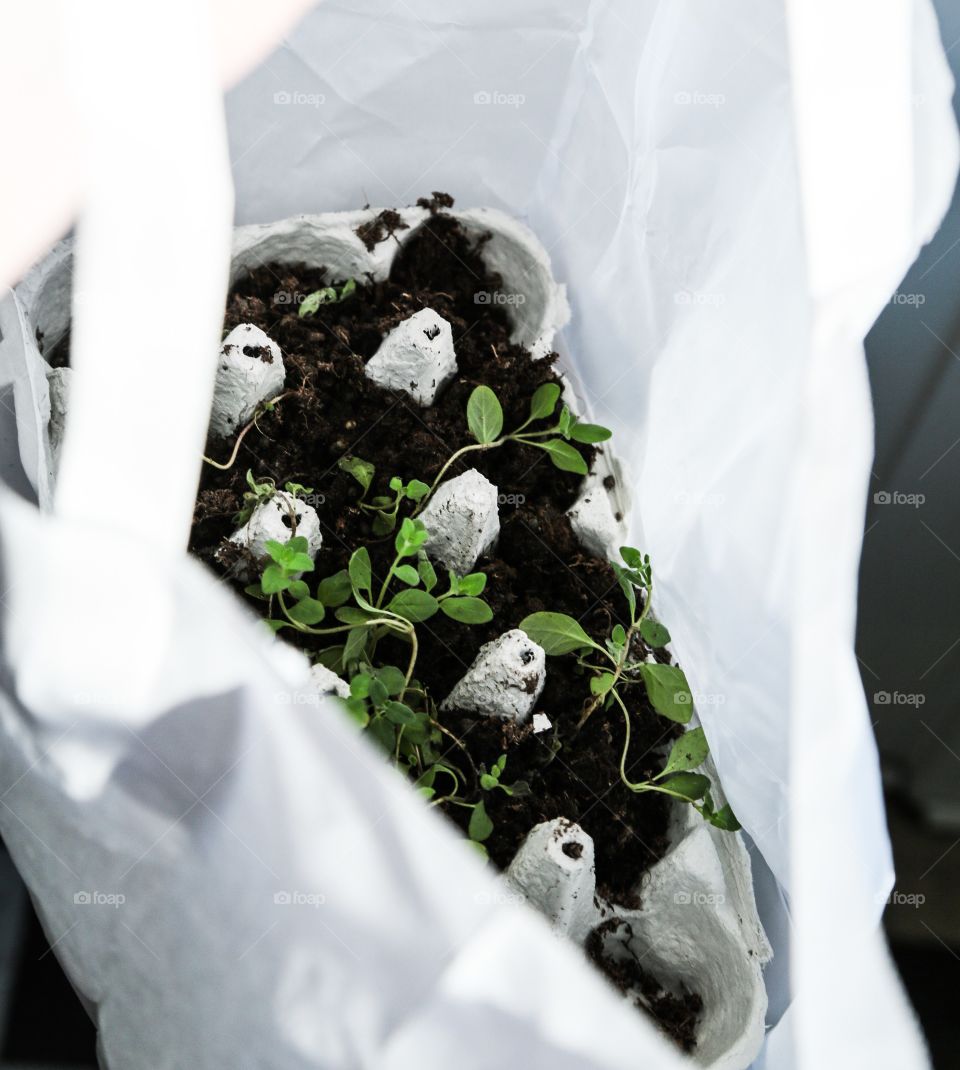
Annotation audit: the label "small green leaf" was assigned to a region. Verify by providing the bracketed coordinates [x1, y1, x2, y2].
[640, 663, 693, 724]
[375, 665, 406, 697]
[418, 554, 438, 593]
[393, 563, 421, 586]
[557, 405, 575, 437]
[264, 539, 288, 565]
[661, 772, 710, 801]
[479, 773, 498, 790]
[348, 547, 372, 597]
[707, 803, 741, 831]
[640, 619, 671, 648]
[441, 597, 493, 624]
[286, 596, 326, 626]
[387, 589, 439, 623]
[287, 579, 310, 601]
[315, 646, 345, 670]
[368, 717, 396, 754]
[383, 701, 416, 726]
[457, 572, 487, 597]
[611, 624, 627, 648]
[467, 385, 503, 444]
[534, 438, 589, 475]
[261, 565, 291, 595]
[349, 674, 372, 699]
[243, 582, 268, 602]
[620, 547, 643, 570]
[661, 727, 709, 776]
[590, 673, 616, 696]
[369, 678, 389, 706]
[343, 627, 368, 667]
[317, 570, 352, 607]
[570, 422, 612, 444]
[338, 455, 375, 493]
[405, 479, 430, 502]
[529, 382, 561, 421]
[396, 517, 428, 557]
[468, 800, 494, 842]
[518, 612, 600, 655]
[339, 277, 357, 300]
[335, 606, 378, 625]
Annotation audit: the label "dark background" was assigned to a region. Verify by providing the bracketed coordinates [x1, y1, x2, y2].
[2, 5, 960, 1066]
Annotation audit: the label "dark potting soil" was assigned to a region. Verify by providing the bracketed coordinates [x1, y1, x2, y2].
[586, 919, 703, 1054]
[188, 201, 699, 1048]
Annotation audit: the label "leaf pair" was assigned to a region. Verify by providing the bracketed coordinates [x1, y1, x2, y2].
[298, 277, 356, 317]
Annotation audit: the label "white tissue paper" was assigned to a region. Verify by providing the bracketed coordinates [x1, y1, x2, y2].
[0, 1, 955, 1068]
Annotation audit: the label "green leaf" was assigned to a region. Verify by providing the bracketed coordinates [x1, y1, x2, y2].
[384, 701, 417, 726]
[393, 563, 421, 586]
[612, 564, 637, 619]
[299, 287, 337, 317]
[417, 554, 438, 593]
[468, 800, 494, 842]
[570, 422, 612, 444]
[317, 570, 352, 607]
[243, 582, 269, 602]
[457, 572, 487, 596]
[395, 517, 428, 557]
[518, 612, 600, 655]
[387, 589, 439, 623]
[315, 646, 345, 670]
[369, 678, 389, 706]
[343, 627, 368, 667]
[368, 717, 396, 754]
[261, 565, 291, 595]
[620, 546, 643, 570]
[661, 772, 710, 801]
[375, 665, 407, 697]
[557, 405, 575, 438]
[349, 674, 372, 699]
[263, 619, 288, 634]
[335, 606, 378, 625]
[467, 385, 503, 444]
[405, 479, 430, 502]
[529, 382, 561, 421]
[338, 455, 375, 494]
[479, 773, 498, 790]
[707, 803, 741, 831]
[534, 438, 589, 475]
[286, 596, 326, 626]
[339, 277, 357, 300]
[264, 539, 288, 565]
[611, 624, 627, 648]
[661, 727, 709, 776]
[590, 673, 616, 696]
[441, 597, 493, 624]
[640, 619, 671, 648]
[348, 547, 372, 597]
[287, 579, 310, 601]
[286, 551, 316, 573]
[640, 664, 693, 724]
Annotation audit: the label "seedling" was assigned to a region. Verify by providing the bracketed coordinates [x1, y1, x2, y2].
[415, 383, 610, 513]
[520, 548, 739, 830]
[298, 277, 357, 317]
[233, 470, 314, 525]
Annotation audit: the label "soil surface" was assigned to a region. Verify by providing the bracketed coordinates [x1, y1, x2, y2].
[185, 198, 698, 1049]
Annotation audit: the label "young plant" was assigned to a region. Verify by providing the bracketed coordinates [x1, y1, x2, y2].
[520, 548, 739, 831]
[233, 470, 314, 525]
[337, 455, 430, 534]
[415, 383, 611, 512]
[298, 277, 357, 317]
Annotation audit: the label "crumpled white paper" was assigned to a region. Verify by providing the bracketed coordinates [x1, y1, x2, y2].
[0, 0, 955, 1067]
